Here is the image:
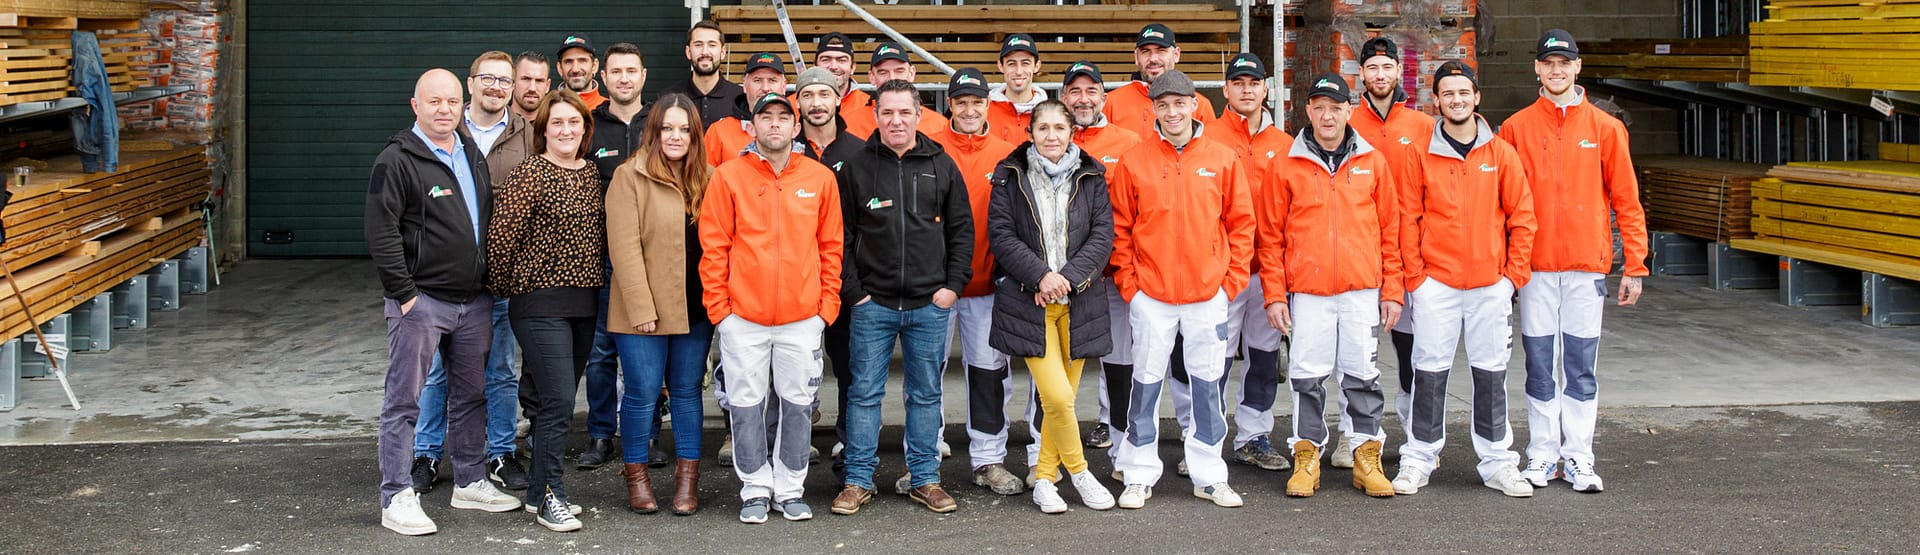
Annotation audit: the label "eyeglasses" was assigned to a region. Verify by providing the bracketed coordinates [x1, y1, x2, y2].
[472, 74, 511, 89]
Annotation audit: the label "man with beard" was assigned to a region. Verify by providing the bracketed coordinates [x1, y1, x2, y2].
[661, 20, 744, 128]
[1498, 29, 1647, 494]
[1392, 61, 1537, 499]
[1104, 24, 1214, 140]
[706, 53, 789, 166]
[1057, 60, 1138, 458]
[814, 32, 871, 131]
[792, 66, 865, 480]
[511, 51, 551, 122]
[1344, 38, 1435, 470]
[557, 33, 606, 109]
[986, 34, 1046, 145]
[840, 43, 949, 140]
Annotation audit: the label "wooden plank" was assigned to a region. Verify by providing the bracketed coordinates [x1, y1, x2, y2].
[1767, 3, 1920, 20]
[1753, 217, 1920, 259]
[1753, 198, 1920, 238]
[1732, 238, 1920, 282]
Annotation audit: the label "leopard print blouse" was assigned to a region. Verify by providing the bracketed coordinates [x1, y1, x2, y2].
[486, 154, 607, 298]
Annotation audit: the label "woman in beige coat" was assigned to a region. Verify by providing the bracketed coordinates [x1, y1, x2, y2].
[605, 94, 713, 516]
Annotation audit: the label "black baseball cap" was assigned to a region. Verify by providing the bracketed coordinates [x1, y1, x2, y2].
[1432, 60, 1478, 91]
[1306, 73, 1353, 103]
[1225, 53, 1266, 81]
[1136, 23, 1175, 49]
[948, 67, 990, 99]
[871, 42, 910, 66]
[817, 32, 854, 58]
[1000, 33, 1039, 60]
[1062, 60, 1103, 87]
[1538, 29, 1579, 61]
[751, 91, 793, 115]
[557, 33, 595, 59]
[745, 52, 785, 76]
[1359, 37, 1398, 65]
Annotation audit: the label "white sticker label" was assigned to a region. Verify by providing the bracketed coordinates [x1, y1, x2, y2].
[1871, 95, 1895, 117]
[34, 334, 69, 359]
[1654, 44, 1672, 55]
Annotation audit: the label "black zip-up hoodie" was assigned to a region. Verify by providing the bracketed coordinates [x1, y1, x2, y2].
[837, 131, 974, 310]
[589, 100, 649, 186]
[797, 116, 865, 173]
[365, 128, 492, 304]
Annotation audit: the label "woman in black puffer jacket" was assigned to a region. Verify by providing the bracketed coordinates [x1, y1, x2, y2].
[984, 100, 1115, 514]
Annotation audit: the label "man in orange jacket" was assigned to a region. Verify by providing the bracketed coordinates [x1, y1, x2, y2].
[1108, 70, 1255, 510]
[1212, 53, 1296, 474]
[815, 32, 872, 132]
[1390, 62, 1538, 499]
[841, 43, 950, 140]
[1257, 74, 1402, 499]
[706, 53, 789, 167]
[929, 68, 1025, 496]
[1104, 24, 1215, 139]
[1053, 60, 1140, 456]
[1497, 29, 1647, 494]
[1346, 36, 1435, 468]
[700, 92, 845, 523]
[987, 34, 1046, 145]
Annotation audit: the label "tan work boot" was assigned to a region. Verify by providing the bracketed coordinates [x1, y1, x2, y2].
[1286, 440, 1322, 497]
[1351, 440, 1395, 497]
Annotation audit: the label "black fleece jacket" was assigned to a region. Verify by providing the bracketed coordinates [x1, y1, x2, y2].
[364, 129, 492, 304]
[836, 132, 974, 310]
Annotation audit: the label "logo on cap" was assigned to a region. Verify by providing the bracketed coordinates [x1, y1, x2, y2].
[755, 54, 775, 63]
[1544, 37, 1571, 49]
[1316, 78, 1338, 89]
[1072, 62, 1091, 72]
[879, 45, 899, 55]
[1008, 37, 1031, 47]
[1142, 29, 1165, 39]
[1234, 58, 1257, 68]
[565, 35, 585, 44]
[958, 74, 982, 86]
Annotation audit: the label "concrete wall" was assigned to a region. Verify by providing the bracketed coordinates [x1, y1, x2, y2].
[1479, 0, 1684, 155]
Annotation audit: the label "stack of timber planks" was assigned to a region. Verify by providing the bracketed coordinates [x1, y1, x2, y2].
[1750, 0, 1920, 89]
[1638, 155, 1766, 241]
[0, 0, 153, 106]
[0, 146, 209, 341]
[1738, 158, 1920, 281]
[1581, 36, 1750, 83]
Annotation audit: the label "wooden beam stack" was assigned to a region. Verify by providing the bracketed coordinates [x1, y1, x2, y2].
[1750, 0, 1920, 89]
[0, 1, 154, 106]
[0, 146, 210, 340]
[1742, 160, 1920, 281]
[1581, 36, 1750, 83]
[1638, 155, 1766, 242]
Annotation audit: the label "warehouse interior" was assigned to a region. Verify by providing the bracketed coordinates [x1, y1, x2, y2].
[3, 0, 1919, 445]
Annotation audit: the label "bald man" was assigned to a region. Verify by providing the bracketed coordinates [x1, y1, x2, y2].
[366, 69, 522, 535]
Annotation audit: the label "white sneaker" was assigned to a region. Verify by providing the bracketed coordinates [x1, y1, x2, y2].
[1521, 458, 1559, 488]
[938, 439, 953, 458]
[381, 488, 437, 536]
[1330, 435, 1354, 469]
[1025, 468, 1038, 489]
[1484, 466, 1535, 498]
[1176, 459, 1188, 477]
[831, 441, 844, 458]
[451, 480, 520, 512]
[1564, 458, 1605, 493]
[1194, 482, 1243, 508]
[1069, 470, 1115, 510]
[1116, 484, 1152, 509]
[1392, 467, 1431, 495]
[1032, 479, 1068, 514]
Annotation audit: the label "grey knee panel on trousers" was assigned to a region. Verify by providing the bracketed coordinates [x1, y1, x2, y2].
[1470, 367, 1507, 442]
[732, 401, 768, 474]
[1342, 374, 1385, 438]
[1521, 335, 1556, 402]
[1241, 349, 1282, 411]
[778, 399, 812, 470]
[1190, 376, 1227, 445]
[1127, 381, 1163, 447]
[1561, 334, 1600, 402]
[1290, 377, 1328, 444]
[1410, 370, 1448, 442]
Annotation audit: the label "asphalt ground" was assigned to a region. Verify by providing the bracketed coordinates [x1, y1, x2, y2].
[2, 402, 1914, 554]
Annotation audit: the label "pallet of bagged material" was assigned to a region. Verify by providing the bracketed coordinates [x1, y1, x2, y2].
[1637, 155, 1764, 241]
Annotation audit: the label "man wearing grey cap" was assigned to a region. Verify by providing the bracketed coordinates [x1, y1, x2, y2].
[1107, 69, 1255, 510]
[792, 65, 865, 478]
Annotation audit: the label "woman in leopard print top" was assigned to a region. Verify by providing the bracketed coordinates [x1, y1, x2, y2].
[484, 89, 603, 532]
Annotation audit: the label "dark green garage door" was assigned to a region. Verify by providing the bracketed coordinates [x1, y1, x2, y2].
[248, 1, 691, 256]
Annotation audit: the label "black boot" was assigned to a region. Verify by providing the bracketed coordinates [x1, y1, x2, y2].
[577, 437, 617, 470]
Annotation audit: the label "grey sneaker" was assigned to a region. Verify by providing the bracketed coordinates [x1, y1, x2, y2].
[1085, 423, 1113, 449]
[973, 464, 1025, 495]
[895, 474, 913, 495]
[774, 498, 813, 521]
[1330, 435, 1355, 469]
[739, 497, 771, 524]
[1232, 436, 1292, 471]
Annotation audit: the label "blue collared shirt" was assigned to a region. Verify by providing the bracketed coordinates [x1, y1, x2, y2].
[410, 123, 481, 244]
[464, 108, 509, 155]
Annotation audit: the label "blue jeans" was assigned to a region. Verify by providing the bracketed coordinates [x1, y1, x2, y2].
[612, 318, 713, 463]
[842, 302, 951, 490]
[415, 297, 517, 459]
[585, 286, 622, 439]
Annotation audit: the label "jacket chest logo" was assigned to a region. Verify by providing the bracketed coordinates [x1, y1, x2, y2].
[832, 161, 845, 171]
[1101, 156, 1118, 164]
[796, 188, 818, 199]
[1195, 167, 1217, 178]
[594, 147, 619, 158]
[1397, 137, 1412, 145]
[1577, 139, 1598, 149]
[428, 185, 455, 198]
[866, 197, 894, 210]
[1350, 168, 1372, 175]
[1265, 151, 1276, 159]
[1479, 163, 1498, 173]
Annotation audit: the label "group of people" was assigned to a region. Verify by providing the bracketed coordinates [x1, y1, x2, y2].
[364, 20, 1647, 535]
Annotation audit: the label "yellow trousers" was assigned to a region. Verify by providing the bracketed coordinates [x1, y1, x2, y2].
[1029, 303, 1087, 483]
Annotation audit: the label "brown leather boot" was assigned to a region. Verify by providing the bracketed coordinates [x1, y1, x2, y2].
[671, 459, 700, 515]
[621, 463, 658, 513]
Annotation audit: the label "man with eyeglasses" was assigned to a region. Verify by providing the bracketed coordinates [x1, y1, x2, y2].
[410, 51, 536, 497]
[511, 51, 551, 122]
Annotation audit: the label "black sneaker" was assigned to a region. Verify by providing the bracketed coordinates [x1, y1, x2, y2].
[536, 490, 582, 532]
[410, 456, 439, 494]
[648, 439, 669, 469]
[577, 437, 617, 470]
[1085, 423, 1113, 449]
[489, 454, 530, 490]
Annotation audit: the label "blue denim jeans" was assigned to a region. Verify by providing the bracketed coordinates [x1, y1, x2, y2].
[415, 297, 517, 459]
[585, 286, 622, 439]
[842, 301, 951, 490]
[612, 318, 713, 463]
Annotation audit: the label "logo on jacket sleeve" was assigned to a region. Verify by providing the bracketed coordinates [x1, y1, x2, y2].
[428, 185, 455, 198]
[866, 197, 894, 210]
[1479, 163, 1498, 172]
[1578, 139, 1599, 149]
[1196, 167, 1218, 178]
